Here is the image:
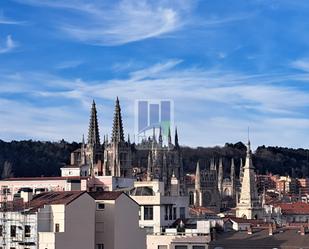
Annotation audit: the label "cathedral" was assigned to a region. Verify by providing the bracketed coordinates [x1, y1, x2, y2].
[70, 98, 132, 178]
[69, 98, 185, 195]
[137, 127, 185, 195]
[187, 156, 244, 212]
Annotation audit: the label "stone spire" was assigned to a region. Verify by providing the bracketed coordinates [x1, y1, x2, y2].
[231, 158, 235, 197]
[168, 126, 172, 146]
[218, 158, 223, 195]
[239, 157, 244, 185]
[111, 97, 124, 143]
[209, 158, 215, 171]
[152, 127, 156, 142]
[87, 100, 100, 146]
[236, 140, 262, 219]
[195, 161, 201, 191]
[147, 151, 152, 181]
[158, 126, 163, 146]
[175, 127, 179, 148]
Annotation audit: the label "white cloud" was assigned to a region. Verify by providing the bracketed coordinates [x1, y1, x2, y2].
[1, 59, 309, 147]
[0, 12, 25, 25]
[0, 35, 17, 54]
[16, 0, 191, 46]
[291, 59, 309, 72]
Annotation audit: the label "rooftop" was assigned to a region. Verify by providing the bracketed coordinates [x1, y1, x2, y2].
[210, 229, 309, 249]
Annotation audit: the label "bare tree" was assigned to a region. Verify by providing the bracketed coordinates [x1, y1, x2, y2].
[1, 161, 14, 179]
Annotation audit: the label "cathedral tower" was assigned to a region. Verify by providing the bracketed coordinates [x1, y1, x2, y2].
[103, 97, 132, 177]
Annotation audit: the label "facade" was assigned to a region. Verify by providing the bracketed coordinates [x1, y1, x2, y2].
[129, 180, 189, 234]
[139, 127, 185, 196]
[0, 191, 96, 249]
[68, 98, 133, 178]
[147, 222, 211, 249]
[90, 191, 146, 249]
[236, 140, 263, 219]
[192, 161, 221, 212]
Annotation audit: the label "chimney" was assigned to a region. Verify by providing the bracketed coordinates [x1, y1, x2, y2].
[300, 225, 305, 236]
[20, 188, 33, 203]
[269, 223, 273, 236]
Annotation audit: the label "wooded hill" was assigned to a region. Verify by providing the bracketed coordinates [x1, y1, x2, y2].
[0, 140, 308, 178]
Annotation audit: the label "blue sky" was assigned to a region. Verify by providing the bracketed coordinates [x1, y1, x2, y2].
[0, 0, 309, 148]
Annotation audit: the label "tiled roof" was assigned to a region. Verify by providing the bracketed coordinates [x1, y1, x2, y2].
[189, 206, 216, 215]
[276, 202, 309, 215]
[89, 191, 123, 200]
[2, 191, 86, 213]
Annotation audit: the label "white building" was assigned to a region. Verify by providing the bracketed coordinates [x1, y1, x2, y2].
[129, 180, 189, 234]
[147, 220, 211, 249]
[90, 191, 146, 249]
[0, 191, 95, 249]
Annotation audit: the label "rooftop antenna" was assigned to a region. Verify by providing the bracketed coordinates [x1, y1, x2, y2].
[247, 126, 250, 142]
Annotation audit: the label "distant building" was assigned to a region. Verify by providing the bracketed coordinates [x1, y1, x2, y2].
[129, 179, 189, 234]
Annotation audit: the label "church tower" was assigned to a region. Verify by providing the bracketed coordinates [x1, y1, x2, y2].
[236, 140, 263, 219]
[103, 97, 133, 177]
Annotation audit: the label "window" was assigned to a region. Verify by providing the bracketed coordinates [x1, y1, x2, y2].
[96, 244, 104, 249]
[175, 246, 187, 249]
[173, 207, 177, 220]
[0, 225, 2, 236]
[164, 205, 168, 220]
[193, 246, 205, 249]
[180, 207, 186, 219]
[158, 246, 168, 249]
[144, 205, 153, 220]
[55, 223, 60, 233]
[25, 225, 31, 237]
[10, 225, 16, 237]
[97, 203, 105, 210]
[169, 205, 173, 220]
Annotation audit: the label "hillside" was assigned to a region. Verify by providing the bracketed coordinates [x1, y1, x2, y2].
[0, 140, 308, 178]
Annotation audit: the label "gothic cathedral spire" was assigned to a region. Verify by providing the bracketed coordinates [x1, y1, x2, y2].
[175, 127, 179, 148]
[87, 100, 101, 146]
[112, 97, 125, 143]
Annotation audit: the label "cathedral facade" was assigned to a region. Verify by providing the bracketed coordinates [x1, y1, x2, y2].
[68, 98, 185, 195]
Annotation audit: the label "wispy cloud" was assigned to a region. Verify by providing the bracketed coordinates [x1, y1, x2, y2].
[2, 59, 309, 147]
[55, 60, 83, 70]
[16, 0, 192, 46]
[0, 35, 17, 54]
[0, 12, 25, 25]
[291, 59, 309, 72]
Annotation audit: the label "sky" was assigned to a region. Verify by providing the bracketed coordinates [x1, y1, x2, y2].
[0, 0, 309, 149]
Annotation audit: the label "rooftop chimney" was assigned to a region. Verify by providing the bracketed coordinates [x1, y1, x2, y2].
[269, 223, 273, 236]
[300, 225, 305, 236]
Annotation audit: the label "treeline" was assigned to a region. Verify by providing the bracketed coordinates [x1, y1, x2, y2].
[0, 140, 80, 178]
[0, 140, 308, 178]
